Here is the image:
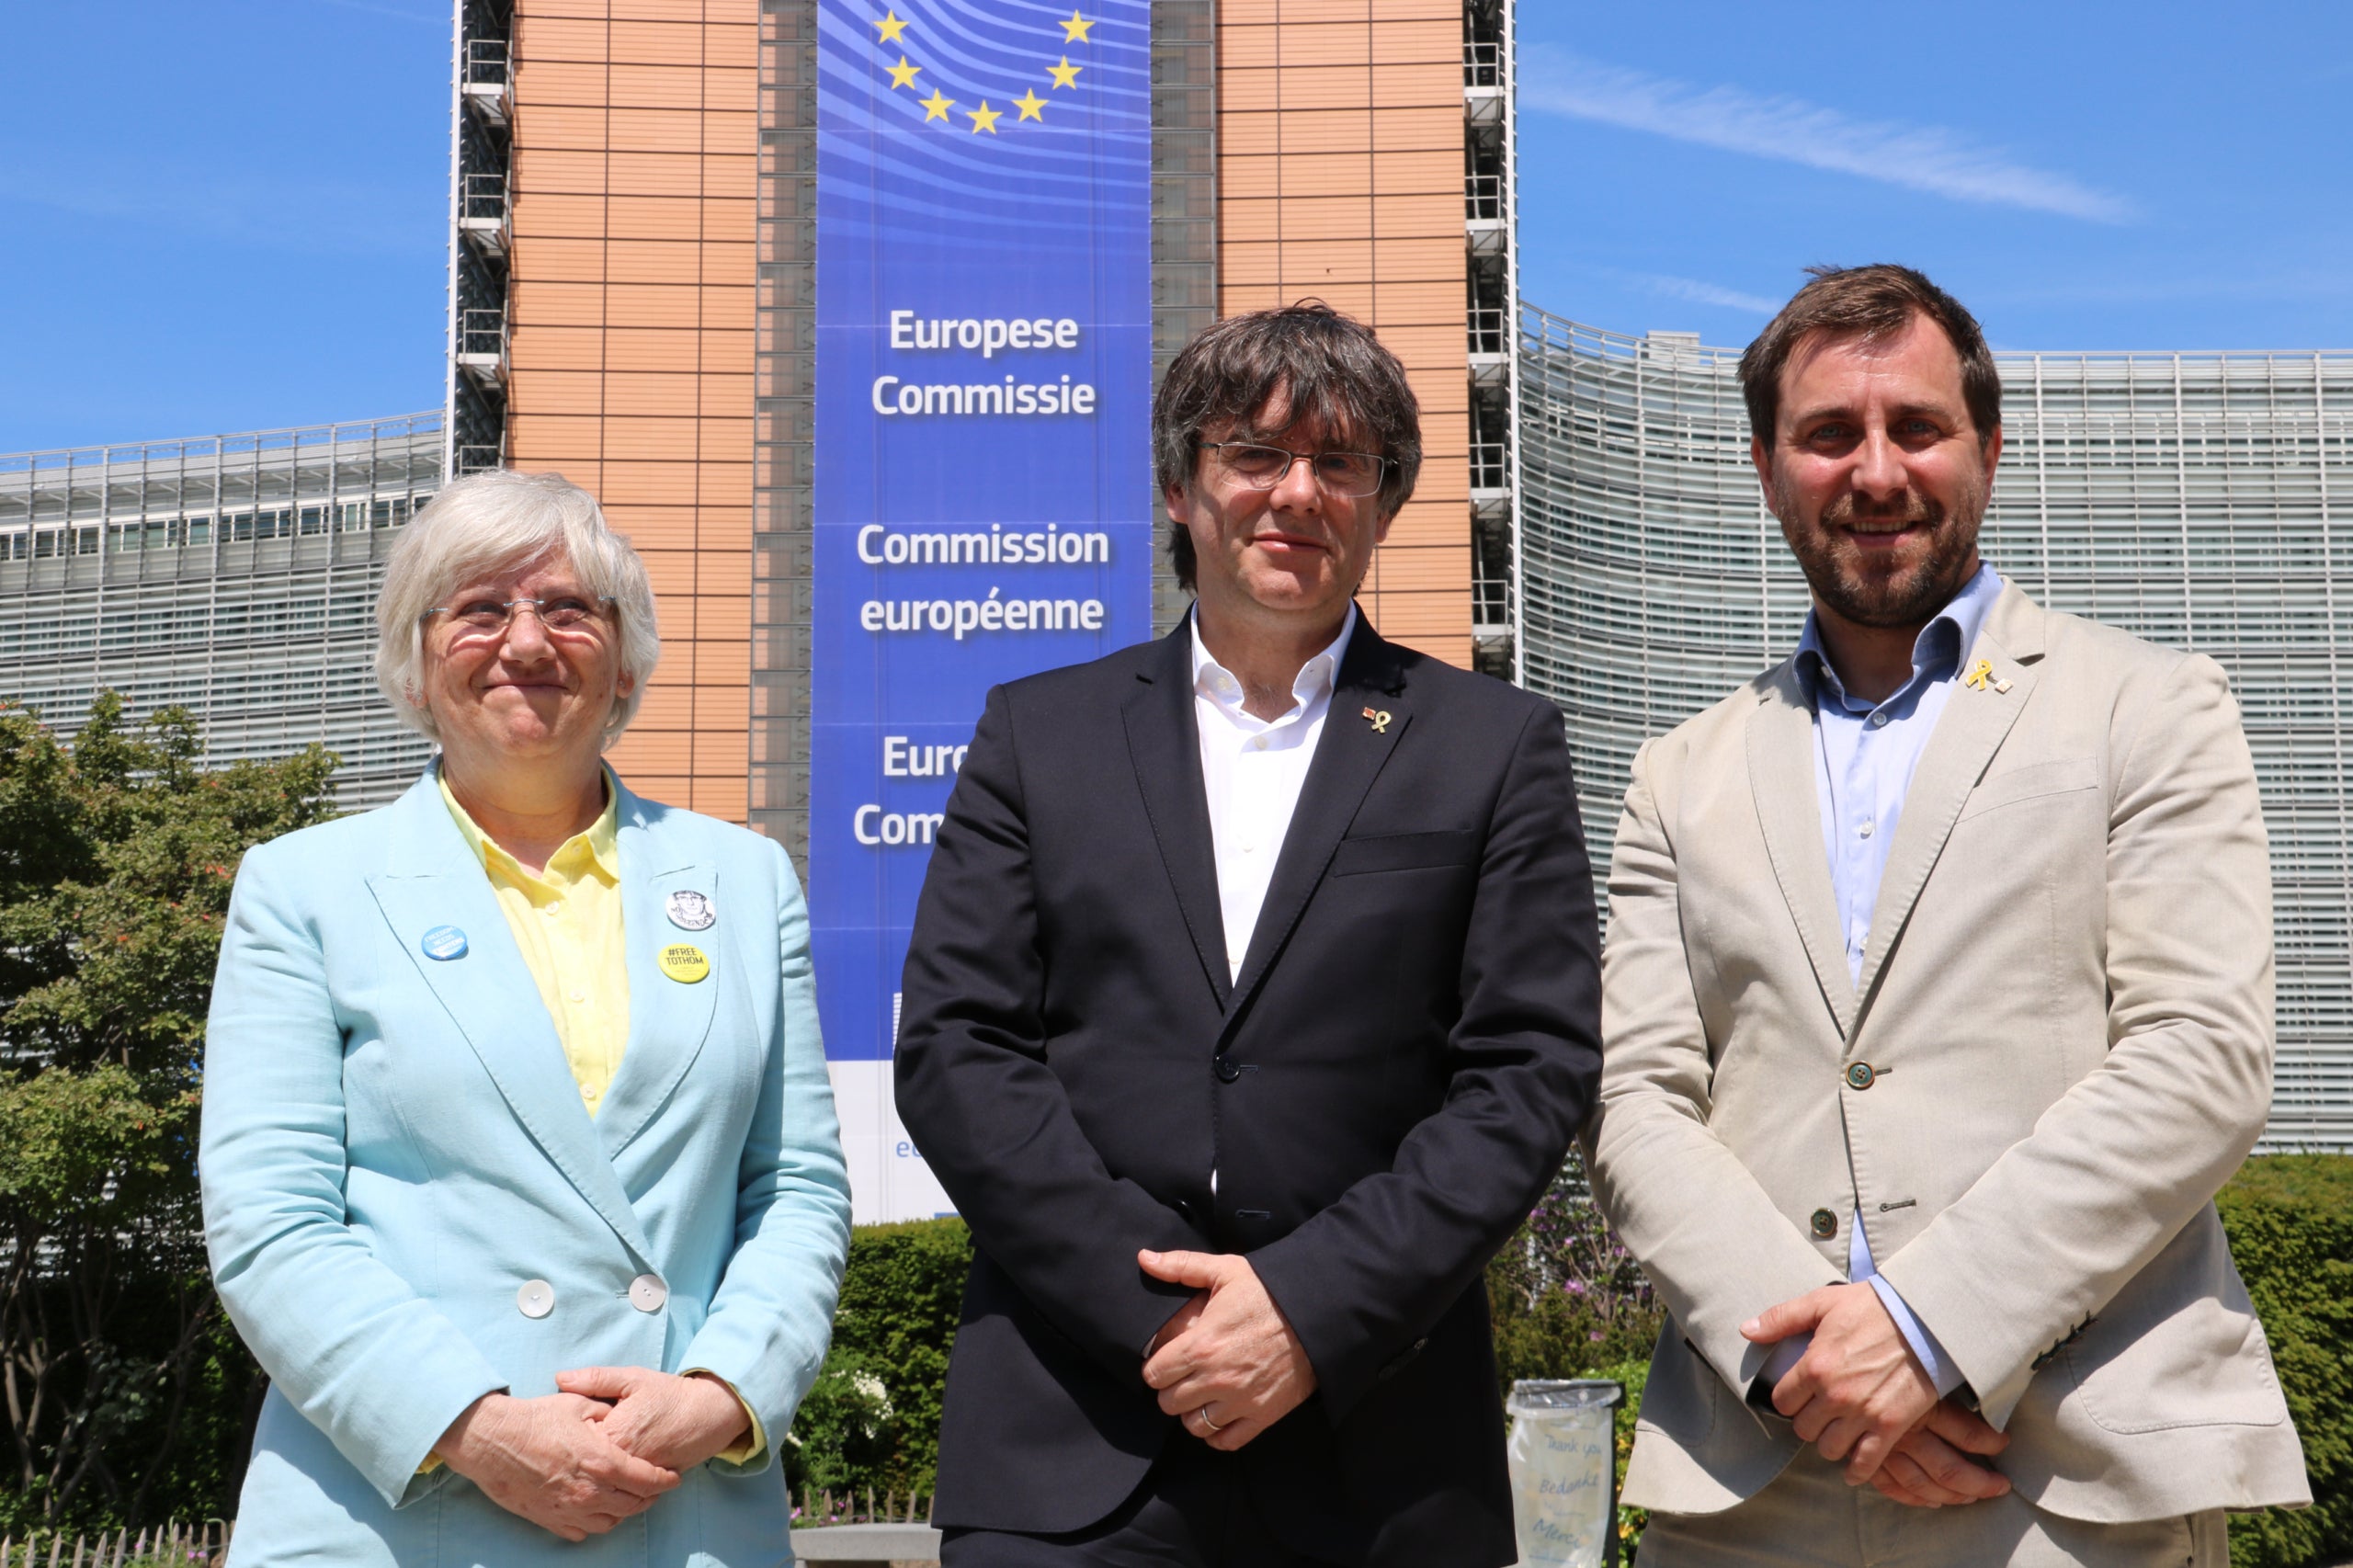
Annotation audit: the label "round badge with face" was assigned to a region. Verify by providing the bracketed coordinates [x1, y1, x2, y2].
[665, 889, 716, 931]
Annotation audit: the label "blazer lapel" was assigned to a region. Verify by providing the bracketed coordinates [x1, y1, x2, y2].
[1225, 619, 1410, 1022]
[363, 771, 654, 1265]
[1745, 667, 1859, 1039]
[595, 787, 723, 1161]
[1124, 624, 1234, 1009]
[1853, 586, 2046, 1011]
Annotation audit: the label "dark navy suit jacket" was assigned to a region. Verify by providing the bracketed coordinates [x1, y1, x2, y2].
[894, 615, 1602, 1567]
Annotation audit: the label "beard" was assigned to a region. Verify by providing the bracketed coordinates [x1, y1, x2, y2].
[1776, 481, 1985, 631]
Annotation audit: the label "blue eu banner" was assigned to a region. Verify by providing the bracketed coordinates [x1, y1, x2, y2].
[813, 2, 1153, 1221]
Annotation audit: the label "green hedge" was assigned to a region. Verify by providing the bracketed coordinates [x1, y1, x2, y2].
[790, 1158, 2352, 1562]
[2216, 1156, 2353, 1568]
[785, 1217, 970, 1500]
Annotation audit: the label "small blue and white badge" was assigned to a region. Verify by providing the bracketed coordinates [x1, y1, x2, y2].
[420, 925, 470, 961]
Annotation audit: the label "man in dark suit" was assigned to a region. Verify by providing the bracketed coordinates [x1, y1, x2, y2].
[894, 301, 1603, 1567]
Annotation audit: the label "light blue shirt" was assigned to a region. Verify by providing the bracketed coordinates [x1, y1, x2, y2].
[1769, 562, 2005, 1400]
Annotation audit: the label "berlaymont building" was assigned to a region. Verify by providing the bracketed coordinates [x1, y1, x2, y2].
[2, 0, 2347, 1154]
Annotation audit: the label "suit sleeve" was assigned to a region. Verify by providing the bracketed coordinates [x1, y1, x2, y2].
[894, 686, 1204, 1380]
[1873, 653, 2274, 1425]
[1246, 702, 1604, 1418]
[680, 837, 853, 1475]
[1582, 738, 1847, 1403]
[199, 842, 505, 1509]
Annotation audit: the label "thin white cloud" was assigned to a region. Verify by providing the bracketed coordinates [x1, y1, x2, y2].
[312, 0, 445, 23]
[0, 153, 438, 257]
[1639, 274, 1779, 315]
[1522, 47, 2135, 224]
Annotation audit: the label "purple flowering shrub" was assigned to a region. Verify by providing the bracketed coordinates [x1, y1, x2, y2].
[1485, 1151, 1664, 1386]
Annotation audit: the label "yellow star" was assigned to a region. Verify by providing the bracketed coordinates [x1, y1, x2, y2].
[1013, 88, 1047, 121]
[887, 55, 920, 89]
[1047, 55, 1082, 89]
[968, 99, 1002, 134]
[920, 87, 954, 121]
[874, 9, 908, 43]
[1058, 9, 1092, 42]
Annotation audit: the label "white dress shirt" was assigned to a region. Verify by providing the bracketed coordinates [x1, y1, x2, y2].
[1190, 605, 1358, 983]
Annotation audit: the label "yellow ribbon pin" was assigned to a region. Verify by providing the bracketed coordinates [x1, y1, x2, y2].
[1362, 707, 1392, 733]
[1963, 659, 1995, 691]
[659, 943, 710, 984]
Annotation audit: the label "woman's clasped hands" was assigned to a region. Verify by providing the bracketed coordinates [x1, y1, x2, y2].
[436, 1369, 753, 1541]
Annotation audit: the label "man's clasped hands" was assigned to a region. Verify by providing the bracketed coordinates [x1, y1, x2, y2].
[434, 1367, 751, 1541]
[1743, 1280, 2011, 1508]
[1134, 1251, 2011, 1511]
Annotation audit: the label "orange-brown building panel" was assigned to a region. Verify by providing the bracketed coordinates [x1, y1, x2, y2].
[507, 0, 760, 823]
[1217, 0, 1471, 666]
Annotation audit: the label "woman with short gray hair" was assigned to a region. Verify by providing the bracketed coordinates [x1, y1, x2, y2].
[372, 469, 665, 744]
[199, 468, 850, 1564]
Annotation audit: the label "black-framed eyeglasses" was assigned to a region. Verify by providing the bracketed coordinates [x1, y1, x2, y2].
[1200, 441, 1392, 499]
[422, 595, 617, 635]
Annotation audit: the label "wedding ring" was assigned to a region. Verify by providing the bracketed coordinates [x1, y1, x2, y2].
[1197, 1406, 1224, 1433]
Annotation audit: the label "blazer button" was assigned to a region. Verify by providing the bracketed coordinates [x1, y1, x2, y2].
[517, 1279, 555, 1319]
[1811, 1209, 1838, 1239]
[1213, 1055, 1242, 1084]
[630, 1274, 669, 1313]
[1845, 1062, 1877, 1090]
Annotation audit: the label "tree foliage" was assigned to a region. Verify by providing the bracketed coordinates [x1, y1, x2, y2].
[0, 695, 335, 1527]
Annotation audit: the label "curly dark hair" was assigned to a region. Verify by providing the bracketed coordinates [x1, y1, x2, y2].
[1152, 301, 1422, 591]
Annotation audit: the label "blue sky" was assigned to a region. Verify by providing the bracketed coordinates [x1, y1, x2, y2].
[0, 0, 449, 453]
[1, 3, 2347, 451]
[1518, 4, 2353, 352]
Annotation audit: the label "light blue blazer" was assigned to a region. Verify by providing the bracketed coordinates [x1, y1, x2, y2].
[200, 768, 851, 1566]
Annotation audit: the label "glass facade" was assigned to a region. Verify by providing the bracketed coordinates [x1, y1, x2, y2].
[0, 415, 444, 808]
[1518, 302, 2353, 1151]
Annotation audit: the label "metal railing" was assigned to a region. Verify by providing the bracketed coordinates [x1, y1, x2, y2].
[458, 307, 507, 359]
[460, 171, 508, 224]
[1472, 554, 1510, 628]
[0, 415, 443, 480]
[1463, 40, 1501, 89]
[1466, 173, 1503, 224]
[1469, 307, 1509, 358]
[1470, 441, 1509, 492]
[465, 38, 508, 86]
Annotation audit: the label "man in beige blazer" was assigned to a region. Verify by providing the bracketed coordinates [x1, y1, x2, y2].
[1586, 264, 2308, 1564]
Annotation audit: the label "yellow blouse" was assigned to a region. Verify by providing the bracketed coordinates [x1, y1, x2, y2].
[428, 771, 764, 1468]
[439, 772, 630, 1113]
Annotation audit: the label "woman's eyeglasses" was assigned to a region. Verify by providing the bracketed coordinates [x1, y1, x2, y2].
[422, 595, 616, 635]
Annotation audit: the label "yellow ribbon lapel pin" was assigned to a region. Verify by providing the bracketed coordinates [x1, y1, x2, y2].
[1963, 659, 2013, 695]
[1361, 707, 1392, 733]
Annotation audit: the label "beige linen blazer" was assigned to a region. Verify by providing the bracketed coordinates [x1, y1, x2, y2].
[1586, 583, 2310, 1522]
